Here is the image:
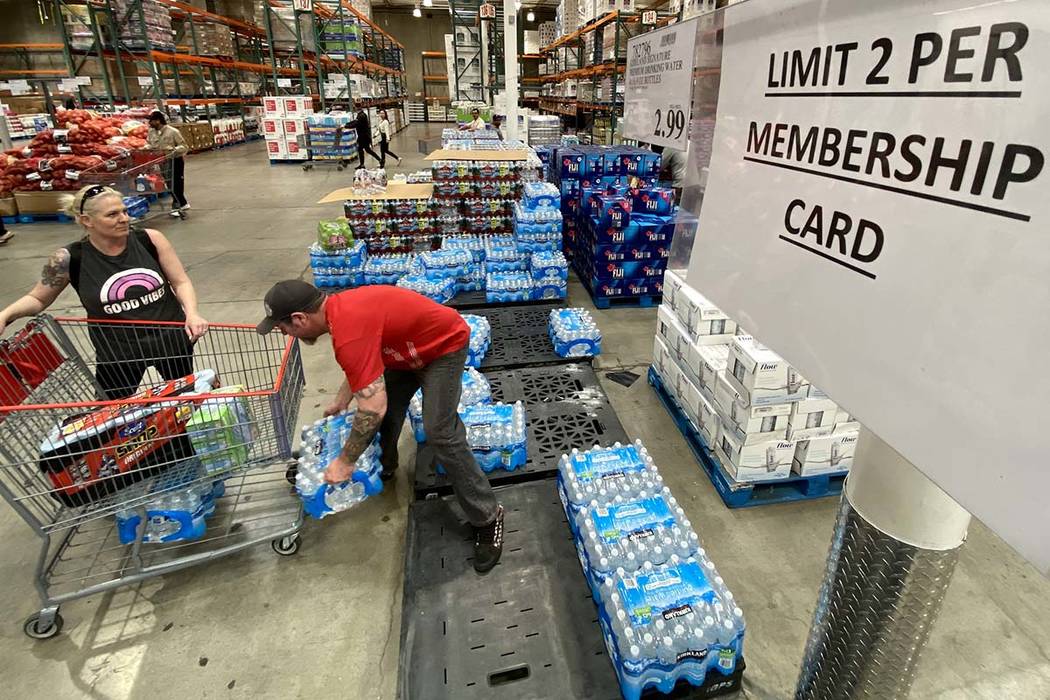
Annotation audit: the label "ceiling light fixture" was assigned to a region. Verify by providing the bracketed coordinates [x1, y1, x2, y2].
[413, 5, 422, 17]
[423, 0, 432, 6]
[526, 10, 535, 21]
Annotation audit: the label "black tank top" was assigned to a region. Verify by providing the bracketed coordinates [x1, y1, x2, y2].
[66, 228, 188, 361]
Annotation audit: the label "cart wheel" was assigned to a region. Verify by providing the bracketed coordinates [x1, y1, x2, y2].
[285, 463, 298, 485]
[23, 612, 63, 640]
[272, 534, 300, 556]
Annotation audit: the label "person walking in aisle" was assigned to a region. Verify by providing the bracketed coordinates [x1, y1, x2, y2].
[256, 280, 504, 573]
[0, 184, 208, 399]
[0, 217, 13, 246]
[146, 110, 190, 218]
[376, 109, 401, 169]
[354, 107, 383, 170]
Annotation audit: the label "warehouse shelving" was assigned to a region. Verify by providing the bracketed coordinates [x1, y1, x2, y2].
[420, 50, 450, 122]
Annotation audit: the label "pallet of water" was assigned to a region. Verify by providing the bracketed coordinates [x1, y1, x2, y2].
[556, 441, 745, 700]
[462, 314, 491, 367]
[549, 307, 601, 357]
[295, 411, 384, 519]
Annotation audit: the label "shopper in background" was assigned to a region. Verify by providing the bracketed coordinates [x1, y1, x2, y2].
[0, 218, 12, 246]
[354, 107, 383, 170]
[376, 109, 401, 169]
[0, 185, 208, 399]
[256, 280, 505, 573]
[491, 114, 504, 141]
[464, 108, 486, 131]
[652, 143, 688, 202]
[146, 110, 190, 217]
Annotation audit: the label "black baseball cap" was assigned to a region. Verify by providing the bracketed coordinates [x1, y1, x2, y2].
[256, 280, 324, 334]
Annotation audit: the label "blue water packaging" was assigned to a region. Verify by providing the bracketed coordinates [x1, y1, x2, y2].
[523, 181, 560, 209]
[632, 187, 675, 216]
[442, 234, 487, 262]
[407, 367, 492, 443]
[453, 401, 527, 473]
[418, 248, 473, 279]
[397, 273, 456, 303]
[462, 313, 491, 367]
[364, 253, 415, 285]
[115, 461, 225, 545]
[530, 250, 568, 280]
[487, 272, 533, 303]
[549, 307, 602, 357]
[295, 411, 384, 520]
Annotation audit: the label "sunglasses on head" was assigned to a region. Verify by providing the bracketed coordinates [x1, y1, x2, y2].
[79, 184, 108, 214]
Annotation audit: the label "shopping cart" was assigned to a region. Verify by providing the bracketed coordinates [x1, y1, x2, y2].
[0, 316, 305, 639]
[79, 148, 181, 221]
[302, 123, 358, 172]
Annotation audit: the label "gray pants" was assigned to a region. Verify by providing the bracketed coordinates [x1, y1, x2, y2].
[379, 345, 499, 527]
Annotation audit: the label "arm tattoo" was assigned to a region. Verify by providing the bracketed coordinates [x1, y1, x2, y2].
[41, 249, 70, 289]
[340, 409, 382, 465]
[356, 375, 385, 399]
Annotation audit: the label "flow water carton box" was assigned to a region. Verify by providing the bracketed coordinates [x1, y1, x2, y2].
[656, 304, 688, 359]
[716, 422, 794, 482]
[662, 269, 686, 313]
[793, 430, 859, 476]
[726, 335, 808, 406]
[674, 368, 703, 427]
[676, 286, 737, 345]
[786, 397, 839, 441]
[696, 390, 721, 447]
[724, 401, 791, 445]
[713, 372, 744, 421]
[653, 335, 673, 379]
[695, 343, 729, 398]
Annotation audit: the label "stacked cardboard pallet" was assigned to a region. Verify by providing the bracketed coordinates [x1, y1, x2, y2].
[262, 95, 313, 161]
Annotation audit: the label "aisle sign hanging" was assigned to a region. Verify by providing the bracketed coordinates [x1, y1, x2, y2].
[623, 18, 699, 150]
[689, 0, 1050, 573]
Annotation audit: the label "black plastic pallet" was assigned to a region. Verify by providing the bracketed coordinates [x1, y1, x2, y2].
[413, 364, 629, 499]
[397, 480, 745, 700]
[448, 290, 564, 311]
[469, 303, 584, 370]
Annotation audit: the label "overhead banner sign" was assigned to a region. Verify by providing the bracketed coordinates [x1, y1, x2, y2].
[623, 18, 699, 150]
[690, 0, 1050, 573]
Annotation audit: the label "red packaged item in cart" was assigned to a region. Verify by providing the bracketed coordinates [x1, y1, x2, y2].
[38, 369, 218, 507]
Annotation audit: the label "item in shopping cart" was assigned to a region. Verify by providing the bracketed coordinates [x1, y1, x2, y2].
[295, 410, 383, 519]
[38, 370, 219, 507]
[185, 386, 254, 476]
[114, 462, 225, 544]
[122, 196, 149, 220]
[317, 219, 353, 250]
[549, 308, 602, 357]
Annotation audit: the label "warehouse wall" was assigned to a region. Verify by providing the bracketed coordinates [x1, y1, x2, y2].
[372, 9, 451, 101]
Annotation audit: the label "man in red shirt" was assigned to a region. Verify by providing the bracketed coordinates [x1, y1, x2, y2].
[257, 280, 503, 572]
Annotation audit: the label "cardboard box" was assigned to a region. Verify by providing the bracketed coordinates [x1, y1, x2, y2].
[282, 118, 306, 137]
[656, 304, 688, 359]
[266, 139, 287, 159]
[676, 285, 737, 345]
[13, 191, 74, 215]
[696, 390, 721, 448]
[0, 197, 17, 217]
[262, 95, 284, 116]
[793, 430, 859, 476]
[696, 343, 729, 397]
[285, 139, 309, 160]
[679, 337, 703, 386]
[261, 118, 283, 139]
[713, 372, 744, 420]
[716, 422, 794, 482]
[281, 95, 312, 117]
[726, 335, 808, 406]
[652, 335, 673, 379]
[662, 268, 686, 313]
[673, 370, 703, 428]
[726, 401, 792, 445]
[786, 397, 839, 441]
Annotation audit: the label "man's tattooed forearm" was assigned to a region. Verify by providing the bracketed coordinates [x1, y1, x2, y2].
[41, 249, 70, 289]
[340, 408, 382, 464]
[355, 375, 385, 400]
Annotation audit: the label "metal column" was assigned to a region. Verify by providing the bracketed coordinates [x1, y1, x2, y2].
[502, 0, 519, 140]
[796, 429, 972, 699]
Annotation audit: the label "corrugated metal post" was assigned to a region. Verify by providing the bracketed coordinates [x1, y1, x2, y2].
[796, 428, 972, 699]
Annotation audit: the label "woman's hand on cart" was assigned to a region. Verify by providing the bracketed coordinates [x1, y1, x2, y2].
[323, 454, 354, 484]
[185, 312, 209, 341]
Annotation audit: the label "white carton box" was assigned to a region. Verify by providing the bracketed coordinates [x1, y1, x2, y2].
[674, 370, 703, 427]
[713, 372, 744, 421]
[716, 421, 794, 482]
[661, 355, 683, 404]
[285, 138, 309, 160]
[652, 335, 672, 379]
[281, 95, 312, 117]
[696, 343, 729, 397]
[679, 337, 703, 386]
[282, 118, 306, 137]
[834, 409, 861, 434]
[662, 269, 686, 314]
[726, 402, 792, 445]
[696, 390, 721, 448]
[726, 335, 808, 406]
[656, 304, 688, 359]
[793, 430, 859, 476]
[262, 95, 284, 116]
[787, 397, 839, 441]
[677, 286, 738, 345]
[265, 138, 287, 159]
[261, 118, 283, 139]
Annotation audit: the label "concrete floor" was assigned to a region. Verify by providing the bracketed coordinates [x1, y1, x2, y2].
[0, 123, 1047, 700]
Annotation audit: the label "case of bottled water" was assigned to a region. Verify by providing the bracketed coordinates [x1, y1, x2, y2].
[295, 411, 384, 520]
[115, 461, 225, 545]
[407, 367, 492, 443]
[397, 273, 456, 303]
[556, 440, 746, 700]
[530, 250, 569, 281]
[418, 248, 473, 279]
[531, 276, 568, 300]
[438, 401, 527, 473]
[442, 234, 487, 262]
[486, 272, 533, 303]
[309, 240, 367, 289]
[462, 314, 491, 367]
[522, 181, 561, 209]
[549, 308, 602, 357]
[363, 253, 414, 286]
[484, 237, 527, 274]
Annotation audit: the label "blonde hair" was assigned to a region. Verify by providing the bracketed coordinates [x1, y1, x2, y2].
[68, 185, 123, 218]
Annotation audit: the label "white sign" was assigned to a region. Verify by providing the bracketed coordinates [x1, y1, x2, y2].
[480, 3, 496, 19]
[277, 78, 292, 88]
[623, 18, 699, 150]
[75, 76, 92, 86]
[292, 0, 313, 10]
[642, 10, 657, 26]
[137, 76, 155, 87]
[690, 0, 1050, 573]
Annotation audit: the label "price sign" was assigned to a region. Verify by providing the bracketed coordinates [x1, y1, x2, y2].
[623, 17, 699, 150]
[642, 10, 658, 25]
[75, 76, 92, 86]
[480, 3, 496, 19]
[292, 0, 313, 10]
[137, 76, 154, 87]
[276, 78, 292, 88]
